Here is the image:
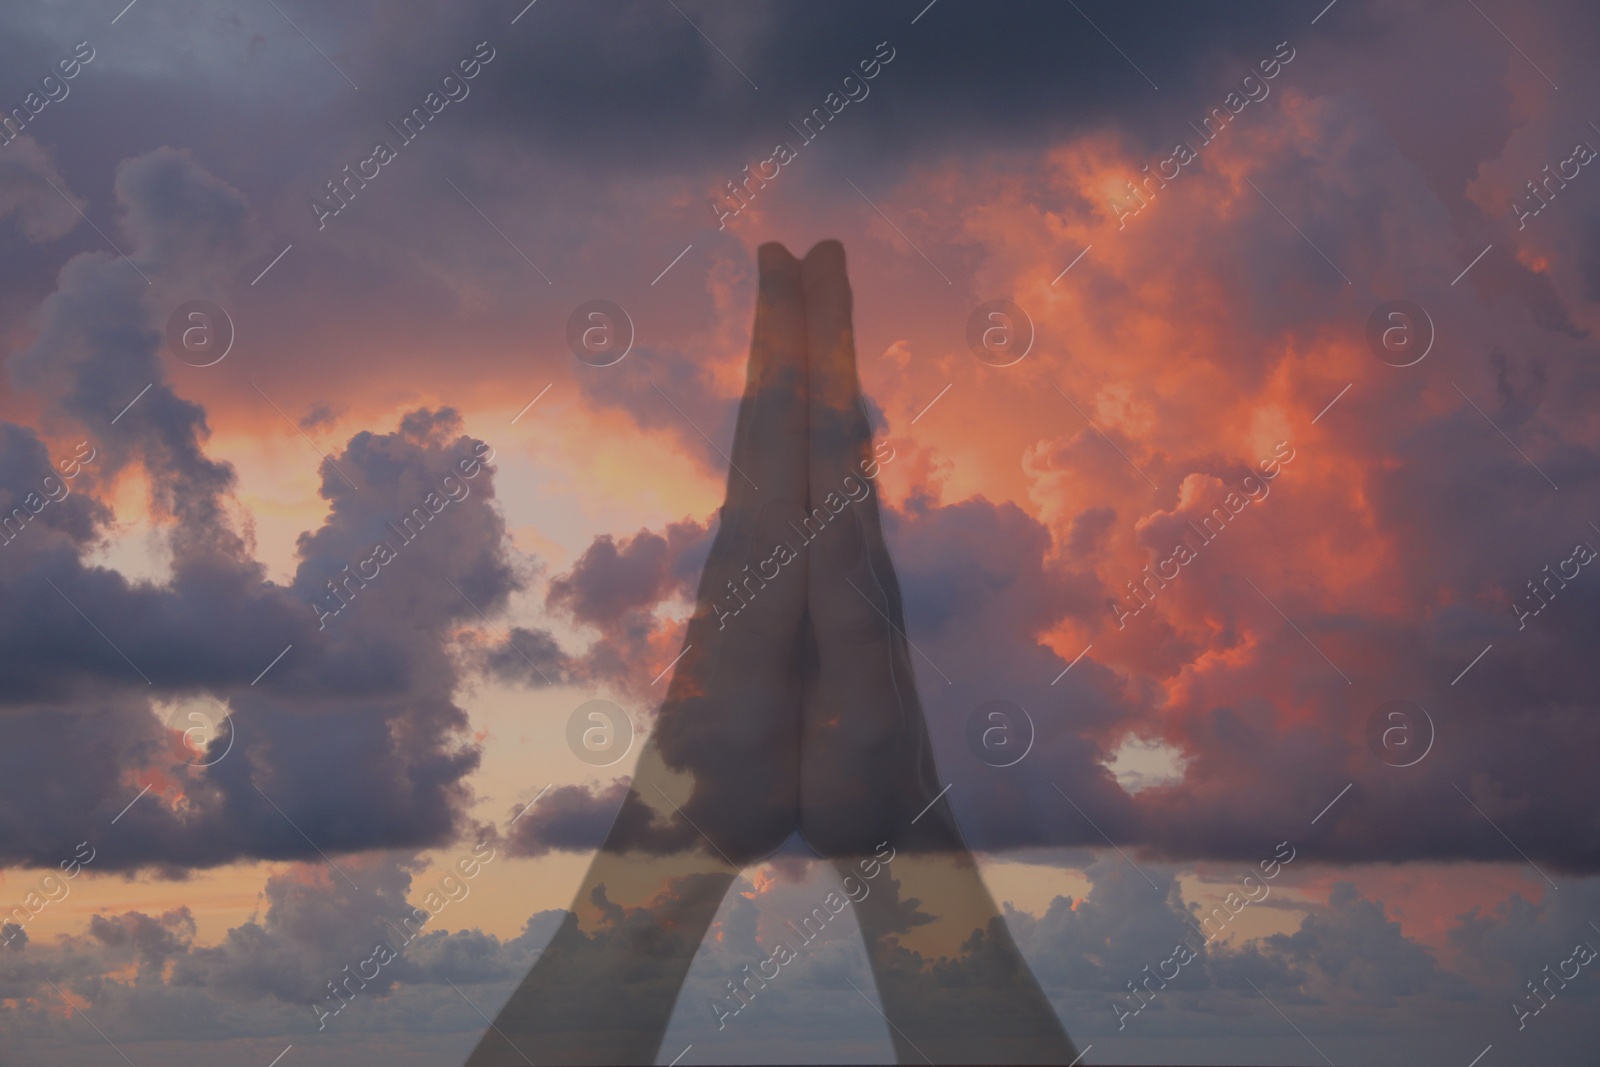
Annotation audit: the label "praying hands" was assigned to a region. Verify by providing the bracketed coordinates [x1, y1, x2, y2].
[464, 240, 1078, 1066]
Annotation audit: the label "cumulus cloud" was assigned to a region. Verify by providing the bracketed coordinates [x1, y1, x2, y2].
[4, 847, 1597, 1063]
[0, 152, 552, 872]
[0, 136, 84, 243]
[503, 778, 688, 858]
[5, 0, 1600, 1060]
[0, 851, 562, 1046]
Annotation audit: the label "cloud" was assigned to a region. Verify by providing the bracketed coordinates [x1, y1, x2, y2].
[112, 146, 261, 280]
[4, 846, 1597, 1062]
[506, 779, 679, 858]
[0, 404, 512, 869]
[0, 153, 532, 867]
[5, 1, 1600, 1060]
[1248, 881, 1476, 1006]
[0, 136, 84, 243]
[478, 624, 571, 687]
[546, 522, 706, 630]
[0, 851, 562, 1044]
[467, 513, 717, 701]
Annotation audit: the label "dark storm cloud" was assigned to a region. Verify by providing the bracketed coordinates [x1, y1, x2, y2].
[503, 778, 695, 859]
[0, 135, 83, 244]
[0, 404, 522, 870]
[3, 842, 1597, 1056]
[538, 424, 1600, 874]
[480, 624, 572, 687]
[483, 514, 713, 695]
[870, 494, 1143, 851]
[0, 149, 555, 871]
[0, 852, 736, 1048]
[352, 1, 1301, 172]
[488, 462, 1600, 873]
[1249, 882, 1477, 1006]
[0, 851, 564, 1039]
[2, 150, 287, 702]
[0, 0, 1400, 465]
[908, 465, 1600, 873]
[9, 149, 253, 546]
[990, 856, 1542, 1053]
[0, 1, 1315, 255]
[0, 422, 108, 549]
[4, 0, 1600, 885]
[113, 146, 261, 278]
[546, 520, 706, 629]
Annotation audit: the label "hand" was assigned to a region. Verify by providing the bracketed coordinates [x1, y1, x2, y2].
[647, 240, 811, 865]
[465, 241, 1077, 1066]
[793, 239, 946, 857]
[796, 240, 1081, 1064]
[463, 243, 811, 1066]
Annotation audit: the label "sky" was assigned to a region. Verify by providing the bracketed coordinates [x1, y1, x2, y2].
[2, 0, 1600, 1064]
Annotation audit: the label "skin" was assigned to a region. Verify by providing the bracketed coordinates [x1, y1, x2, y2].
[462, 241, 1075, 1066]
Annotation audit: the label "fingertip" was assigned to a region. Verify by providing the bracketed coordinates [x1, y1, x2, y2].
[801, 239, 848, 294]
[803, 238, 845, 264]
[758, 243, 803, 309]
[758, 242, 801, 278]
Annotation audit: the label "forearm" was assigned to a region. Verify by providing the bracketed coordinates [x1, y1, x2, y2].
[465, 840, 735, 1066]
[842, 847, 1078, 1065]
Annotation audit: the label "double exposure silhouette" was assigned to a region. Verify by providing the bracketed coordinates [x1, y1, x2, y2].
[463, 241, 1078, 1066]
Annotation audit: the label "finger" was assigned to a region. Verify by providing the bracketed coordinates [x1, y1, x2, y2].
[655, 243, 809, 862]
[800, 240, 900, 649]
[684, 241, 812, 643]
[682, 242, 810, 672]
[798, 241, 947, 858]
[725, 242, 809, 521]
